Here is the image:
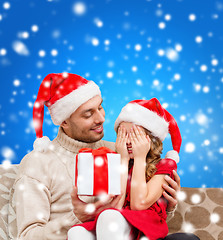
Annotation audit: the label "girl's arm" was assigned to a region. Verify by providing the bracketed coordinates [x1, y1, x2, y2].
[129, 125, 168, 210]
[116, 158, 129, 209]
[131, 168, 168, 210]
[115, 125, 130, 209]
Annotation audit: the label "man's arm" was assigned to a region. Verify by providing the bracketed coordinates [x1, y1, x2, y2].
[15, 175, 79, 240]
[14, 151, 80, 240]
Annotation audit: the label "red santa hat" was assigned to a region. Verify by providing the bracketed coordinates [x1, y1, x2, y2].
[114, 98, 182, 163]
[33, 73, 101, 152]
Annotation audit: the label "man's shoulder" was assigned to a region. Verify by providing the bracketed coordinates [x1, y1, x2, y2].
[101, 140, 115, 151]
[18, 147, 58, 175]
[21, 148, 56, 164]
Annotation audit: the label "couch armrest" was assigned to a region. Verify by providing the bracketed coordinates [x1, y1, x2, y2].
[0, 165, 18, 238]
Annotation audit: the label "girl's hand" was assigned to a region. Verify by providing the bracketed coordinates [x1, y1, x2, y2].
[130, 125, 151, 160]
[115, 125, 130, 162]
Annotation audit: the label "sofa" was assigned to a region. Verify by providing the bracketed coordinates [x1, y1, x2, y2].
[0, 165, 222, 240]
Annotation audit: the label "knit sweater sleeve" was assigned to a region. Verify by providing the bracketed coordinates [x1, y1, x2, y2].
[14, 151, 81, 240]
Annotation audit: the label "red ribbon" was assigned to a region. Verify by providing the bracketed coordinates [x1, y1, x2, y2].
[75, 147, 117, 195]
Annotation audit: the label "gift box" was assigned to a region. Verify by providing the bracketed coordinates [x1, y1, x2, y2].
[74, 147, 121, 196]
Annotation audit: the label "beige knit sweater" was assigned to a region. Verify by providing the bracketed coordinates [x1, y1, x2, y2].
[14, 127, 115, 240]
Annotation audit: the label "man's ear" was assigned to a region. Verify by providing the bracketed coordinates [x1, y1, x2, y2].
[61, 120, 68, 129]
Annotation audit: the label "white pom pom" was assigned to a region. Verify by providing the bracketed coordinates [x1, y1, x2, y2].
[33, 136, 51, 152]
[165, 150, 179, 163]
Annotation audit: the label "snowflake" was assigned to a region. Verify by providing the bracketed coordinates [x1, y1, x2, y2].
[3, 2, 10, 10]
[136, 79, 143, 86]
[135, 44, 142, 51]
[195, 112, 208, 127]
[95, 156, 104, 167]
[94, 18, 103, 28]
[174, 73, 181, 81]
[195, 36, 203, 43]
[107, 71, 113, 78]
[200, 65, 208, 72]
[203, 139, 210, 146]
[189, 14, 196, 21]
[18, 31, 29, 39]
[191, 194, 201, 204]
[13, 79, 21, 87]
[92, 38, 99, 46]
[31, 25, 39, 32]
[2, 159, 12, 169]
[177, 191, 187, 201]
[39, 50, 46, 57]
[132, 66, 138, 72]
[210, 213, 220, 223]
[180, 115, 186, 121]
[211, 59, 218, 66]
[166, 48, 179, 61]
[157, 49, 165, 56]
[1, 146, 15, 159]
[175, 44, 183, 52]
[51, 49, 58, 56]
[104, 39, 110, 45]
[12, 41, 29, 56]
[0, 48, 7, 56]
[73, 2, 86, 16]
[158, 22, 166, 29]
[165, 14, 171, 21]
[185, 143, 196, 153]
[85, 204, 95, 214]
[182, 222, 194, 233]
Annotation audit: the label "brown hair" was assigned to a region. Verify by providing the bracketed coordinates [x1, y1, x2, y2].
[145, 130, 163, 182]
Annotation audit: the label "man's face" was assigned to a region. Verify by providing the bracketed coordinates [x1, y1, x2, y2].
[62, 95, 105, 143]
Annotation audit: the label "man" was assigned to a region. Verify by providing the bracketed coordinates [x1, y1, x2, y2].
[14, 73, 199, 240]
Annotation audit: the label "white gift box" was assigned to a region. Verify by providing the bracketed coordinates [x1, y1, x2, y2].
[74, 148, 121, 196]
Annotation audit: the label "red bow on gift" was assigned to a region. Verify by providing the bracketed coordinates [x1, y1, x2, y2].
[75, 147, 118, 195]
[79, 147, 117, 155]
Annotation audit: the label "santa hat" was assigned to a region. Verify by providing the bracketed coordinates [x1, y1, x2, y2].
[33, 73, 101, 152]
[114, 98, 182, 163]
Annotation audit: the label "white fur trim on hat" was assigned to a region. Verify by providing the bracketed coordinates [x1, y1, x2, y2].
[114, 103, 169, 141]
[33, 136, 51, 152]
[49, 81, 101, 125]
[165, 150, 179, 163]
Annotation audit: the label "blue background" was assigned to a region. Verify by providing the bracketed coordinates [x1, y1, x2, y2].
[0, 0, 223, 188]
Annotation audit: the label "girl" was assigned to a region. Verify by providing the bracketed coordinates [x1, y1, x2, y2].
[68, 98, 182, 240]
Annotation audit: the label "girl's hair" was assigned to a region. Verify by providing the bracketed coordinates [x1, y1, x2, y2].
[145, 130, 163, 182]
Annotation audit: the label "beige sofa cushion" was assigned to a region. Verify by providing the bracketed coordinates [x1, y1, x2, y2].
[0, 165, 18, 239]
[168, 187, 223, 240]
[8, 186, 17, 239]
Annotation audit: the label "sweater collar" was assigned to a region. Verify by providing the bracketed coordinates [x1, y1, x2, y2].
[55, 127, 104, 153]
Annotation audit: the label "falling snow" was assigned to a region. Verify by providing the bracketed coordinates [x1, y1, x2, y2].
[73, 2, 86, 16]
[12, 41, 29, 56]
[0, 0, 222, 189]
[189, 14, 196, 21]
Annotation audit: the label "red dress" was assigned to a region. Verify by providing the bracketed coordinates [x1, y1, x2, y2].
[72, 158, 177, 240]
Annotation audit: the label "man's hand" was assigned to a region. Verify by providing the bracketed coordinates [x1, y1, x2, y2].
[162, 170, 180, 212]
[71, 187, 123, 222]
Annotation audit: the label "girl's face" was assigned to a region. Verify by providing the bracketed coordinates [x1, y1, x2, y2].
[119, 121, 146, 159]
